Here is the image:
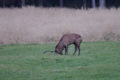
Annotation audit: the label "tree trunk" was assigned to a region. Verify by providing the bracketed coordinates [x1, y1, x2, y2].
[2, 0, 6, 8]
[99, 0, 106, 8]
[59, 0, 63, 8]
[92, 0, 96, 8]
[83, 0, 87, 9]
[21, 0, 25, 6]
[38, 0, 43, 7]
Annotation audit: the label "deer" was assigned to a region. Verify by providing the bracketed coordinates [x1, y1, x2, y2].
[43, 33, 82, 56]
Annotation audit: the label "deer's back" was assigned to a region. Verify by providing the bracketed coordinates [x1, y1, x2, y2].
[60, 33, 82, 45]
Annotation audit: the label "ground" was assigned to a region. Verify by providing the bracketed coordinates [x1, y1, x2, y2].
[0, 41, 120, 80]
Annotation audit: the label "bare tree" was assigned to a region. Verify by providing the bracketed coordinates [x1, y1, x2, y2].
[38, 0, 43, 7]
[2, 0, 6, 8]
[99, 0, 106, 8]
[83, 0, 87, 9]
[92, 0, 96, 8]
[59, 0, 63, 8]
[21, 0, 25, 6]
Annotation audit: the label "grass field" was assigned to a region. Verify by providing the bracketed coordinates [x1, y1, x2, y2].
[0, 41, 120, 80]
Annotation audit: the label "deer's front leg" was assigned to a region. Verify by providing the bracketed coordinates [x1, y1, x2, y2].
[60, 52, 63, 55]
[65, 46, 68, 55]
[78, 46, 80, 56]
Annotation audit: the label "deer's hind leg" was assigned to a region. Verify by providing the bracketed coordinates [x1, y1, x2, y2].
[73, 44, 77, 55]
[75, 38, 82, 56]
[75, 42, 81, 56]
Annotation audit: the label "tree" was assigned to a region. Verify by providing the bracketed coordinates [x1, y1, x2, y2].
[92, 0, 96, 8]
[38, 0, 43, 7]
[59, 0, 63, 7]
[83, 0, 87, 9]
[2, 0, 6, 8]
[21, 0, 25, 6]
[99, 0, 106, 8]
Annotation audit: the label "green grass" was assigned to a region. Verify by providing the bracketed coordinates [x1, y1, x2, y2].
[0, 42, 120, 80]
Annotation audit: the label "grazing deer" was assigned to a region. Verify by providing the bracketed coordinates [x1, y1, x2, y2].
[43, 33, 82, 56]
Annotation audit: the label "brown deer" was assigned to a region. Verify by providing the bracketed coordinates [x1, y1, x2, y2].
[43, 33, 82, 56]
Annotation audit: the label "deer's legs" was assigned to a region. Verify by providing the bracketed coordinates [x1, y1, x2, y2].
[65, 46, 68, 55]
[60, 52, 63, 55]
[75, 39, 81, 56]
[73, 44, 77, 55]
[78, 46, 81, 56]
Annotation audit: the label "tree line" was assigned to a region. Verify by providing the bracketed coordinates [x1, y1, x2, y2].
[0, 0, 120, 8]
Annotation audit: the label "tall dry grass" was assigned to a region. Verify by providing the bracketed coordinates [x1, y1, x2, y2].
[0, 7, 120, 44]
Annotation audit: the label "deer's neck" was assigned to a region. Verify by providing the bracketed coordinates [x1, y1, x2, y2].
[56, 41, 64, 50]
